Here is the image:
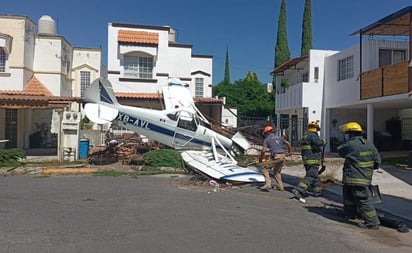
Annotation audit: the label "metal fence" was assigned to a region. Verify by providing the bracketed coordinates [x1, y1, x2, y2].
[238, 116, 305, 147]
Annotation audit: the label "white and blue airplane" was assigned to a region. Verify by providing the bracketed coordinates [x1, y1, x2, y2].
[82, 78, 250, 156]
[82, 78, 265, 183]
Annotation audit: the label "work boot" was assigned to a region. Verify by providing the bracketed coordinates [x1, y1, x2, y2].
[272, 184, 284, 191]
[292, 189, 301, 198]
[357, 223, 379, 230]
[260, 184, 272, 191]
[291, 189, 306, 203]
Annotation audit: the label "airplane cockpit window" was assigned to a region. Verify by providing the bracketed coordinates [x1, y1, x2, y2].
[167, 113, 178, 121]
[177, 112, 197, 132]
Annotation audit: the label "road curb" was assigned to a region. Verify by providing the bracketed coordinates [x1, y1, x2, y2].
[42, 168, 98, 174]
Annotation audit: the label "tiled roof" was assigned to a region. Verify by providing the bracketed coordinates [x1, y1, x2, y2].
[0, 94, 80, 109]
[117, 30, 159, 44]
[0, 76, 53, 96]
[115, 92, 222, 104]
[0, 75, 80, 109]
[24, 76, 53, 96]
[194, 97, 223, 104]
[115, 92, 161, 99]
[270, 55, 309, 75]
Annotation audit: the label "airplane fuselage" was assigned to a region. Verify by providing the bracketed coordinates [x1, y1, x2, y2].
[113, 104, 232, 151]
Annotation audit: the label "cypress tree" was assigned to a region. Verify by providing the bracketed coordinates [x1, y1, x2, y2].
[300, 0, 313, 56]
[223, 46, 230, 85]
[273, 0, 290, 83]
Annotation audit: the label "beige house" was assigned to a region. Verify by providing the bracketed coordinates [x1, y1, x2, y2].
[0, 14, 101, 154]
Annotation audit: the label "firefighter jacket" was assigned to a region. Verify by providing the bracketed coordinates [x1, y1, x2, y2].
[300, 131, 324, 166]
[337, 136, 381, 186]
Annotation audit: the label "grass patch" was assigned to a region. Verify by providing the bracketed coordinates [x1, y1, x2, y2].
[93, 170, 126, 177]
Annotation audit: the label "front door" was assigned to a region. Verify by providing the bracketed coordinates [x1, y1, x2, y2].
[5, 109, 17, 148]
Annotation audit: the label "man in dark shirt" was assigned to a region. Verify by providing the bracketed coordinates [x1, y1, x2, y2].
[259, 125, 291, 191]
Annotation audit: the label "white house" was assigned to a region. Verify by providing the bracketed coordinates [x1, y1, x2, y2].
[0, 14, 101, 154]
[272, 50, 338, 146]
[272, 6, 412, 152]
[106, 23, 225, 127]
[108, 23, 213, 96]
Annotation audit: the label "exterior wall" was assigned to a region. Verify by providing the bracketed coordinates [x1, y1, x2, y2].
[222, 107, 237, 128]
[324, 40, 409, 109]
[191, 56, 213, 97]
[33, 36, 73, 96]
[362, 40, 408, 72]
[107, 23, 212, 98]
[0, 15, 36, 90]
[71, 47, 102, 109]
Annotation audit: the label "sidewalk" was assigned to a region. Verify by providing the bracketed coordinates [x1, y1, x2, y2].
[282, 164, 412, 223]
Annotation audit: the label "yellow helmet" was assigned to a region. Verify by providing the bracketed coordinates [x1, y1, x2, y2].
[339, 122, 363, 132]
[308, 121, 320, 132]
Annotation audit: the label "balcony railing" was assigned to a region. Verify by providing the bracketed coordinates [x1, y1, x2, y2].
[360, 60, 409, 100]
[275, 82, 305, 111]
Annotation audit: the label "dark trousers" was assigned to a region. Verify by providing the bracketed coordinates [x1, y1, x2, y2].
[343, 185, 380, 226]
[293, 165, 321, 197]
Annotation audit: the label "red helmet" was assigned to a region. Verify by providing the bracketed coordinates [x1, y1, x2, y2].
[264, 126, 274, 134]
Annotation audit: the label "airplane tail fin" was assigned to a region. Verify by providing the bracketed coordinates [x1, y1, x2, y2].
[82, 78, 119, 124]
[83, 78, 119, 106]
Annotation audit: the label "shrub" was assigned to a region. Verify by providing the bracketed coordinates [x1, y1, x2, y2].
[0, 148, 26, 167]
[143, 149, 184, 168]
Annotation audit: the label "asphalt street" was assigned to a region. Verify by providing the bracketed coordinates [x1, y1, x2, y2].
[0, 174, 411, 253]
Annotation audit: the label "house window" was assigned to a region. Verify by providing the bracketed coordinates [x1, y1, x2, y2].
[314, 67, 319, 82]
[0, 48, 6, 72]
[195, 78, 204, 98]
[379, 49, 406, 67]
[302, 72, 309, 82]
[124, 55, 153, 79]
[338, 55, 354, 81]
[80, 71, 91, 97]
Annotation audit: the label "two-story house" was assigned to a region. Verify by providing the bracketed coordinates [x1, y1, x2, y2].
[271, 50, 338, 146]
[0, 14, 101, 155]
[106, 23, 224, 132]
[272, 6, 412, 152]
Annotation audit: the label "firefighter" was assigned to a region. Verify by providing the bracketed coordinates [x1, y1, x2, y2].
[338, 122, 381, 229]
[259, 125, 291, 191]
[292, 121, 326, 203]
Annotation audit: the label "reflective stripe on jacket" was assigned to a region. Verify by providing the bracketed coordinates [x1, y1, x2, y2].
[338, 136, 381, 186]
[300, 131, 324, 166]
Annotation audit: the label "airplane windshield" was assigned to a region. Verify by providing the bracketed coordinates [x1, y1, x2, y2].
[177, 111, 197, 132]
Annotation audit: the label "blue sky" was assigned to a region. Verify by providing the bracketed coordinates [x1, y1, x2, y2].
[2, 0, 412, 85]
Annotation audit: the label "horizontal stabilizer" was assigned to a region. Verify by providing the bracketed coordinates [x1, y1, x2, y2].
[84, 103, 118, 124]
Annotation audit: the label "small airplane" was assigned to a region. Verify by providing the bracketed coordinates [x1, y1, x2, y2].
[82, 78, 250, 156]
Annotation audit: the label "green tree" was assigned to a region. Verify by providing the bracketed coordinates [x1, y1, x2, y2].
[215, 73, 274, 118]
[300, 0, 312, 56]
[273, 0, 290, 84]
[223, 46, 230, 85]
